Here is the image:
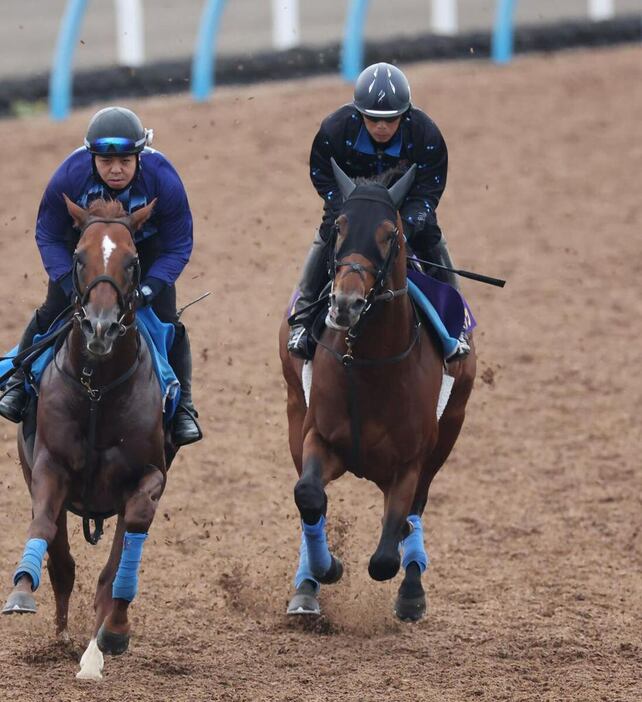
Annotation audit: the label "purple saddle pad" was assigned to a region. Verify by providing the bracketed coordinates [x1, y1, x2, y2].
[407, 269, 476, 338]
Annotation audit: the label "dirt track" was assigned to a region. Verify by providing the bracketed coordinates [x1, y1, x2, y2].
[0, 46, 640, 702]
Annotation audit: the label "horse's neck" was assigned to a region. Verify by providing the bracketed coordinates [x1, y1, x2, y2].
[66, 325, 139, 386]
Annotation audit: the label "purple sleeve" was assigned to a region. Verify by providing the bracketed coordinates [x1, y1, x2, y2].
[144, 161, 193, 285]
[35, 163, 75, 283]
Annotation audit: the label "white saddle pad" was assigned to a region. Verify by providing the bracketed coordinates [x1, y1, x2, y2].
[302, 361, 454, 419]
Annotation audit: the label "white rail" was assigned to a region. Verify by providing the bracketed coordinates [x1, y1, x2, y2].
[271, 0, 300, 50]
[114, 0, 144, 67]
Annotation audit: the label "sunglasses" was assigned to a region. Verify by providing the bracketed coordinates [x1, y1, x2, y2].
[84, 136, 147, 154]
[363, 115, 400, 124]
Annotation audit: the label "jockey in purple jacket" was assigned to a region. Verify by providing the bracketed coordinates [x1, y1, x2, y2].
[0, 106, 202, 446]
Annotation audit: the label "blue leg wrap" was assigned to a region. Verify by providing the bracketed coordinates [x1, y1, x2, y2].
[401, 515, 429, 573]
[13, 538, 48, 591]
[294, 531, 320, 593]
[112, 532, 148, 602]
[301, 516, 331, 579]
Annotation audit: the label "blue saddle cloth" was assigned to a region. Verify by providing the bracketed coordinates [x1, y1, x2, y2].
[407, 269, 476, 359]
[0, 307, 180, 420]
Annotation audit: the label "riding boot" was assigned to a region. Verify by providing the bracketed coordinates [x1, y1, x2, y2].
[0, 312, 44, 423]
[287, 229, 331, 360]
[168, 327, 203, 446]
[416, 236, 471, 361]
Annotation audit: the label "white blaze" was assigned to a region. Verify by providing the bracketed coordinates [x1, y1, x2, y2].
[102, 235, 117, 270]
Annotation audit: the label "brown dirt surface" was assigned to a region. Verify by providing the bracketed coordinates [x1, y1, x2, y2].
[0, 45, 641, 702]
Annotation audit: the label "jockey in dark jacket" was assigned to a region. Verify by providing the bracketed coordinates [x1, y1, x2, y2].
[0, 106, 202, 446]
[287, 62, 470, 361]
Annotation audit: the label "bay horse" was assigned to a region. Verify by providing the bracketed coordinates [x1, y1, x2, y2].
[279, 160, 476, 621]
[2, 197, 175, 680]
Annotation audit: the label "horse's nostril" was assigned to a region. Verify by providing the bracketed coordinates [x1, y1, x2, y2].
[81, 319, 94, 337]
[352, 298, 366, 312]
[106, 322, 122, 339]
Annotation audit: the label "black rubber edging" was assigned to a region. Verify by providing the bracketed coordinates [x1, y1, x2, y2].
[1, 14, 640, 117]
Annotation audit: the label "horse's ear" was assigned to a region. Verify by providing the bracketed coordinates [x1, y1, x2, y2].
[63, 193, 89, 229]
[331, 157, 356, 201]
[388, 164, 417, 210]
[129, 198, 157, 232]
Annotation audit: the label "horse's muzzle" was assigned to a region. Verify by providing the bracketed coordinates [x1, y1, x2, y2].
[327, 291, 367, 330]
[81, 315, 123, 357]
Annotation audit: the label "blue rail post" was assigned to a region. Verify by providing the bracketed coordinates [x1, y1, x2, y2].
[492, 0, 518, 64]
[341, 0, 370, 81]
[49, 0, 89, 121]
[191, 0, 228, 101]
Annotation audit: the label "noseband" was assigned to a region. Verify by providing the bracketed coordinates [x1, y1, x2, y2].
[332, 227, 409, 347]
[72, 217, 141, 336]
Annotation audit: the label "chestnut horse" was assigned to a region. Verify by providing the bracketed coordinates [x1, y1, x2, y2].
[279, 160, 476, 621]
[2, 197, 175, 680]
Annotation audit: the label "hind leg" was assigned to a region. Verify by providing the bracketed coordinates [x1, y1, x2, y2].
[46, 511, 75, 639]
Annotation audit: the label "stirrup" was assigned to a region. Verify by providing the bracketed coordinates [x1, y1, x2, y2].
[0, 384, 29, 424]
[172, 404, 203, 446]
[445, 332, 471, 363]
[287, 325, 313, 360]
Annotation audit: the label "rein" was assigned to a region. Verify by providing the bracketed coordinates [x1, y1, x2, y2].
[317, 226, 420, 477]
[62, 215, 141, 545]
[72, 215, 140, 337]
[54, 330, 142, 545]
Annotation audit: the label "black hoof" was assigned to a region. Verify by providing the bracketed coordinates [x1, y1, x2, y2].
[97, 624, 130, 656]
[286, 580, 321, 616]
[394, 593, 426, 622]
[315, 555, 343, 585]
[368, 552, 400, 581]
[2, 591, 37, 614]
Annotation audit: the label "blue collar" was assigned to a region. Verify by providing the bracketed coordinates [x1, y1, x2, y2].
[354, 124, 402, 157]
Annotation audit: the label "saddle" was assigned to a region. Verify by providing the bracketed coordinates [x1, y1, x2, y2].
[290, 271, 475, 361]
[0, 308, 180, 422]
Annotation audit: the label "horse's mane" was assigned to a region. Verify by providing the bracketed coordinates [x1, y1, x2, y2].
[355, 165, 407, 188]
[86, 198, 127, 219]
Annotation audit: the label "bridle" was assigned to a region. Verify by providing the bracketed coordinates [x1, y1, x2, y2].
[313, 211, 421, 478]
[72, 217, 141, 338]
[324, 223, 419, 367]
[64, 216, 143, 545]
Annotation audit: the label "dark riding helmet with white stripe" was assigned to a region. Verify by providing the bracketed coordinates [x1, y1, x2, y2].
[353, 63, 411, 119]
[84, 106, 153, 156]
